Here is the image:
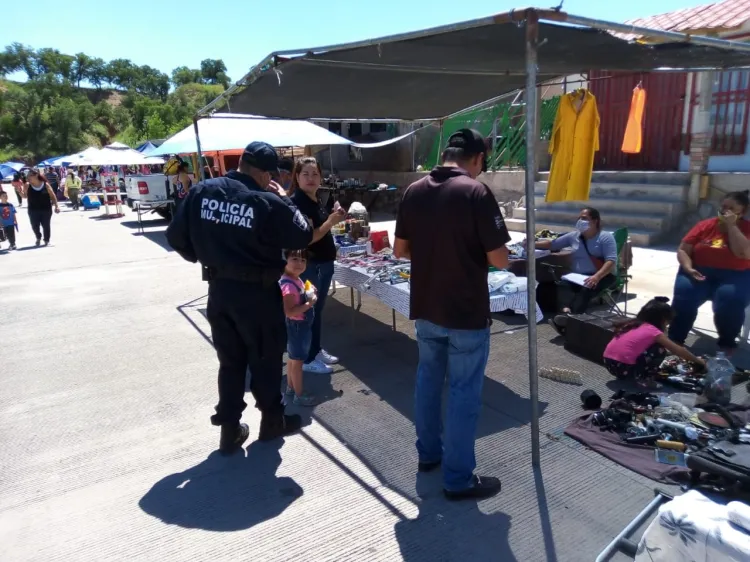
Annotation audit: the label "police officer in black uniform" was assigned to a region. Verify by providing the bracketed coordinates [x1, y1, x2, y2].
[167, 142, 313, 454]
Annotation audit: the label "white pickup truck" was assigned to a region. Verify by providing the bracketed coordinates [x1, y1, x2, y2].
[125, 174, 173, 218]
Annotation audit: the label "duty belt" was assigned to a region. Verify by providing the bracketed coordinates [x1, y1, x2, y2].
[203, 265, 280, 286]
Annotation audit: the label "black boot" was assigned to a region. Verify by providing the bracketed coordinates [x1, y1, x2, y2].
[259, 414, 302, 441]
[219, 423, 250, 455]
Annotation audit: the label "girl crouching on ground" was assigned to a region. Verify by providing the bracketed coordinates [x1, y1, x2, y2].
[280, 249, 319, 407]
[603, 297, 706, 386]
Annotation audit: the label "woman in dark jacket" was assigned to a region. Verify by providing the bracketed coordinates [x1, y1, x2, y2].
[289, 157, 346, 375]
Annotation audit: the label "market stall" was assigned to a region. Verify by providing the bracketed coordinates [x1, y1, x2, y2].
[194, 7, 750, 469]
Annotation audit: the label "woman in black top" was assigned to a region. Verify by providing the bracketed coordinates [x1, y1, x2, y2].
[289, 157, 346, 374]
[24, 168, 60, 246]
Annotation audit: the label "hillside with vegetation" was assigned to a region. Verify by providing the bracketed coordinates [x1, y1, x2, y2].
[0, 43, 230, 163]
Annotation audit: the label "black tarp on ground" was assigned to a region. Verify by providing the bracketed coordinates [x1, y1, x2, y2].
[216, 19, 750, 120]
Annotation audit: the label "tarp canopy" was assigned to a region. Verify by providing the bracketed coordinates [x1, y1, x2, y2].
[200, 9, 750, 120]
[0, 161, 25, 180]
[146, 114, 353, 157]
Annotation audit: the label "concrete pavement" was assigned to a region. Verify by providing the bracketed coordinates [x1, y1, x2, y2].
[0, 205, 727, 562]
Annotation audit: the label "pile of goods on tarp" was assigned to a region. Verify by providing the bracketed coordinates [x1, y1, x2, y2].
[581, 384, 750, 493]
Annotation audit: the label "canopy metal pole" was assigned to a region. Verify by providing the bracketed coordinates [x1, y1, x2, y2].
[329, 145, 334, 175]
[193, 118, 206, 182]
[524, 9, 541, 468]
[437, 120, 444, 166]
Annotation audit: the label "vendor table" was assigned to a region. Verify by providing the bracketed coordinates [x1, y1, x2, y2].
[334, 262, 543, 331]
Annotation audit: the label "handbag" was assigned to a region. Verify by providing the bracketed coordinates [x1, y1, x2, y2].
[580, 234, 605, 271]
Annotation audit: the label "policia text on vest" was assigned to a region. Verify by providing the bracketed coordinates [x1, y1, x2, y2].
[201, 197, 254, 228]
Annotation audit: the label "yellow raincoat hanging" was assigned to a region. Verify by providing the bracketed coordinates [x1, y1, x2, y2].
[546, 90, 600, 202]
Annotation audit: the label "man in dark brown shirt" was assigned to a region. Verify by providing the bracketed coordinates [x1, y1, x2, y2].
[394, 129, 510, 500]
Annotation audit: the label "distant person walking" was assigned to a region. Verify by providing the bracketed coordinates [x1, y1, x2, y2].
[24, 169, 60, 247]
[11, 173, 24, 207]
[46, 167, 61, 198]
[65, 171, 82, 210]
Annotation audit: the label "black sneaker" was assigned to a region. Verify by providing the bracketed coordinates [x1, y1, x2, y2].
[35, 239, 41, 247]
[43, 241, 49, 247]
[418, 460, 441, 473]
[219, 423, 250, 455]
[10, 245, 16, 250]
[259, 414, 302, 441]
[444, 475, 502, 501]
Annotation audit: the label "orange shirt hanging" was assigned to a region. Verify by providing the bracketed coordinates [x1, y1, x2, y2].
[546, 90, 600, 203]
[622, 85, 646, 154]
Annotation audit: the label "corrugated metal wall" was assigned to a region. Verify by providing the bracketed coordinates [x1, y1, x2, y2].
[590, 71, 687, 170]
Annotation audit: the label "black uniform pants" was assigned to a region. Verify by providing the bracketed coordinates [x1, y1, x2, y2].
[207, 278, 286, 427]
[28, 209, 52, 243]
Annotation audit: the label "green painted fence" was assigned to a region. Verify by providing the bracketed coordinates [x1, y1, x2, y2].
[424, 95, 561, 169]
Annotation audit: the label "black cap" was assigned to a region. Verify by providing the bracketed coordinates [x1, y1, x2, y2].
[241, 142, 280, 172]
[580, 389, 602, 410]
[446, 128, 488, 156]
[446, 128, 489, 172]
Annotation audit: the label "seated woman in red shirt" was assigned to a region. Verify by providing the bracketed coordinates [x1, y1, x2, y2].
[669, 190, 750, 351]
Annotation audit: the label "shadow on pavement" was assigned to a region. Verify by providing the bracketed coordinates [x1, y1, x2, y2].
[120, 218, 170, 230]
[394, 473, 517, 561]
[132, 229, 174, 252]
[139, 440, 302, 531]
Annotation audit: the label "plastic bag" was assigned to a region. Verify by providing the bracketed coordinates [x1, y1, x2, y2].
[487, 271, 514, 293]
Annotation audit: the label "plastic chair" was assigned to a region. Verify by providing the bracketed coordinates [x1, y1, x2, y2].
[598, 227, 632, 315]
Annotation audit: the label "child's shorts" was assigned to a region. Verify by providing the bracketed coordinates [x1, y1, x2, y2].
[286, 318, 313, 361]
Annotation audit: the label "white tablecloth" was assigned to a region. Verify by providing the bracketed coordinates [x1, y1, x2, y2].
[334, 263, 543, 323]
[635, 490, 750, 562]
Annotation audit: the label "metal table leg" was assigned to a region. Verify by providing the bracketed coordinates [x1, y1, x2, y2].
[595, 489, 672, 562]
[356, 290, 362, 311]
[392, 308, 396, 331]
[350, 287, 356, 327]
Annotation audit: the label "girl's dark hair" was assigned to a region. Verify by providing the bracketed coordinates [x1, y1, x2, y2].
[613, 297, 673, 335]
[725, 190, 750, 212]
[13, 172, 23, 182]
[284, 248, 308, 260]
[288, 157, 322, 196]
[581, 206, 601, 230]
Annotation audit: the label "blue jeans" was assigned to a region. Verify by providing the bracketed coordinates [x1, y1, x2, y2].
[414, 319, 490, 492]
[300, 260, 334, 363]
[669, 266, 750, 349]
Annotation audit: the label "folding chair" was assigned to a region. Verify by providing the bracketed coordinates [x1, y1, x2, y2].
[598, 227, 632, 315]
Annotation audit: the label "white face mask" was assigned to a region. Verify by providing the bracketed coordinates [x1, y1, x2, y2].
[575, 219, 590, 233]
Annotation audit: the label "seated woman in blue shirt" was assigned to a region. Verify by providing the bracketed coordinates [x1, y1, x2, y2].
[535, 207, 618, 334]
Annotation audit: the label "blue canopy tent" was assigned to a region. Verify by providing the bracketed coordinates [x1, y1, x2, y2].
[0, 162, 25, 180]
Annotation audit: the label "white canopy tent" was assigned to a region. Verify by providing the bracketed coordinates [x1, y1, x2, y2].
[72, 147, 165, 167]
[145, 114, 354, 157]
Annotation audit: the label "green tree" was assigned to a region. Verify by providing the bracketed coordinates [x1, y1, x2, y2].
[200, 58, 230, 88]
[171, 66, 202, 87]
[86, 57, 106, 89]
[107, 58, 137, 90]
[2, 43, 38, 78]
[72, 53, 92, 87]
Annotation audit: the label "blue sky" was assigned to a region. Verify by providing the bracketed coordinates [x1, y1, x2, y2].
[4, 0, 712, 82]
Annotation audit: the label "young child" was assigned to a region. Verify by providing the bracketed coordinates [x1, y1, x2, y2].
[603, 297, 706, 386]
[0, 191, 18, 250]
[280, 249, 319, 407]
